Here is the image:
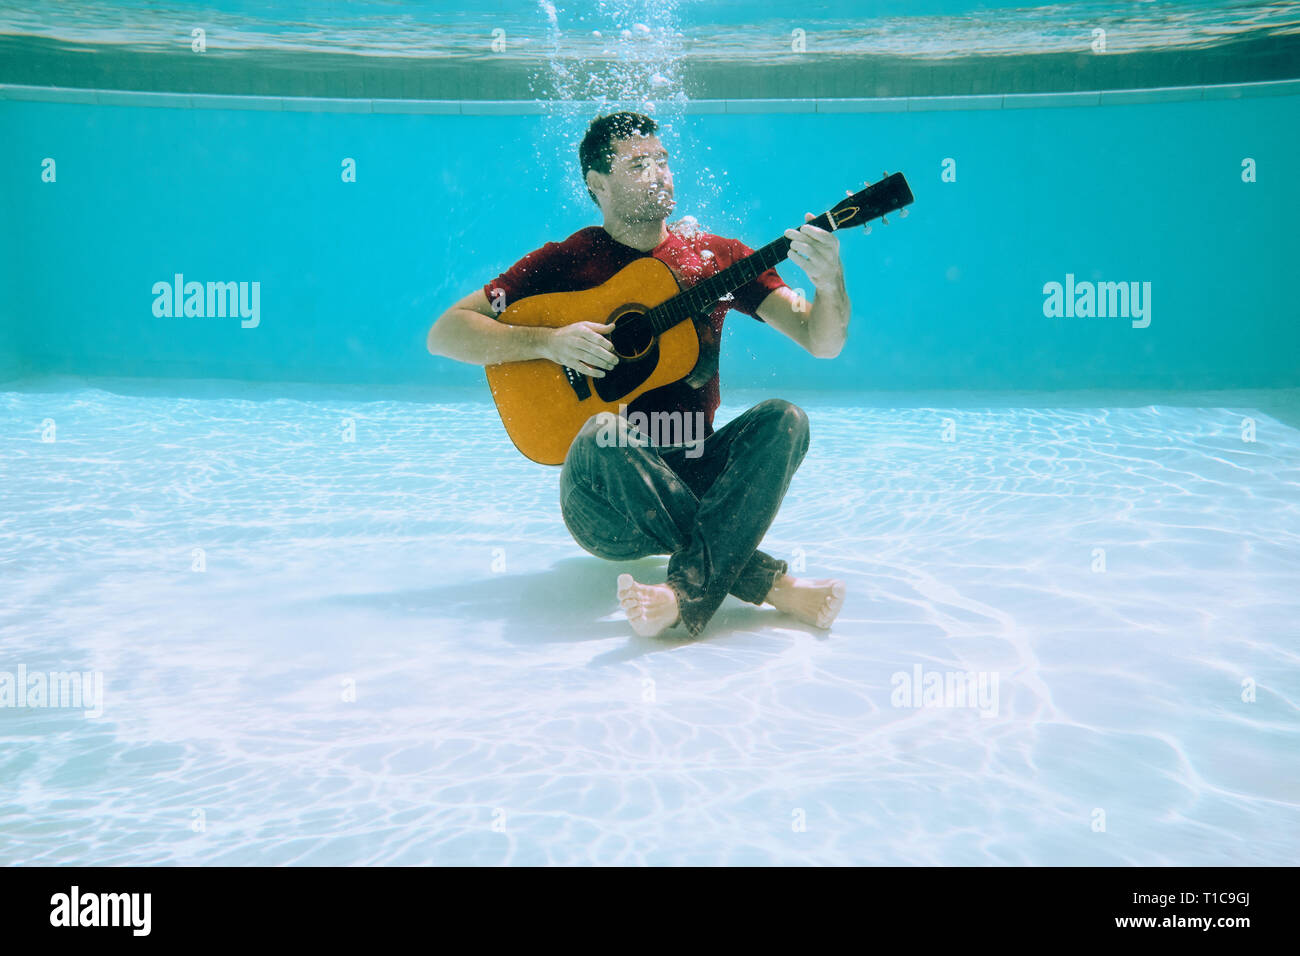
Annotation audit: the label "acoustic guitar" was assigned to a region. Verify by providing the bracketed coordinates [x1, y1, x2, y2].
[485, 171, 915, 464]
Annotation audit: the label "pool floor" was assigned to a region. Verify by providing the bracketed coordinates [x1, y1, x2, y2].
[1, 378, 1297, 865]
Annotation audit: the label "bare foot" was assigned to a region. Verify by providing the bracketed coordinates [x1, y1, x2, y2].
[616, 573, 681, 637]
[765, 574, 846, 629]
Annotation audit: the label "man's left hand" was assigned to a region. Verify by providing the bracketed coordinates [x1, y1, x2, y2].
[783, 213, 844, 291]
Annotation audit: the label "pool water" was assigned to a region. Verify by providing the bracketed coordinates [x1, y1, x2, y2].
[2, 379, 1296, 865]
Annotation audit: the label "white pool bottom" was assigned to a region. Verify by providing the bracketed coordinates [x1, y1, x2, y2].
[1, 378, 1297, 865]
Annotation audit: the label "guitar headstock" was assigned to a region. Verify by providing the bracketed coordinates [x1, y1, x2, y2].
[820, 171, 914, 231]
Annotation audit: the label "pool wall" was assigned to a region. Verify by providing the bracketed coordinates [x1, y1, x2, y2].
[1, 82, 1297, 391]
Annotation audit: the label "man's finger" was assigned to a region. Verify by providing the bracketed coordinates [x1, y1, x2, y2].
[579, 343, 616, 366]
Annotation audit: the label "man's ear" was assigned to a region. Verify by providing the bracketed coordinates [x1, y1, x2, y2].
[585, 169, 604, 205]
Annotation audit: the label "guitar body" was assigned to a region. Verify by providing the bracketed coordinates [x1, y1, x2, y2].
[485, 256, 700, 466]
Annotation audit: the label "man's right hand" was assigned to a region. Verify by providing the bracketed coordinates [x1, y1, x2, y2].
[543, 321, 620, 378]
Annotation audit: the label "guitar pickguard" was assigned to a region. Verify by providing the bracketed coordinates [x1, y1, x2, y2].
[682, 315, 719, 389]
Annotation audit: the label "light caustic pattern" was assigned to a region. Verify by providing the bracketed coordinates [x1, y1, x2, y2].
[1, 0, 1296, 58]
[0, 382, 1297, 864]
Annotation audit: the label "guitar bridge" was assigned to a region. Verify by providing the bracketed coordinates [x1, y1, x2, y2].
[563, 365, 592, 400]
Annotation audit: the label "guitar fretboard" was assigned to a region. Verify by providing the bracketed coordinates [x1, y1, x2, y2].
[642, 172, 911, 334]
[645, 226, 810, 335]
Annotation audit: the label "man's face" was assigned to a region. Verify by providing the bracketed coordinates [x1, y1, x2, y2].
[591, 133, 676, 222]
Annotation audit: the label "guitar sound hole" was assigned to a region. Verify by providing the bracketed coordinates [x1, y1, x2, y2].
[610, 311, 652, 359]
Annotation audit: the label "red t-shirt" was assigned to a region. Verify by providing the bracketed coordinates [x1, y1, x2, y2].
[483, 223, 788, 438]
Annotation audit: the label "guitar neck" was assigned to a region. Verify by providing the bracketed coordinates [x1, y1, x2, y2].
[646, 229, 806, 337]
[644, 171, 913, 336]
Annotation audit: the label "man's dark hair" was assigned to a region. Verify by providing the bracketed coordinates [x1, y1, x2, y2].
[579, 111, 659, 205]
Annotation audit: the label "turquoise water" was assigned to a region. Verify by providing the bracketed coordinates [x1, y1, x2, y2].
[2, 1, 1299, 867]
[2, 380, 1298, 864]
[2, 91, 1296, 388]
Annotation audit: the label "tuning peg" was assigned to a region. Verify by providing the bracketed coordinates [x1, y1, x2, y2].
[846, 189, 853, 197]
[863, 225, 872, 234]
[899, 208, 909, 218]
[881, 215, 889, 225]
[882, 170, 889, 179]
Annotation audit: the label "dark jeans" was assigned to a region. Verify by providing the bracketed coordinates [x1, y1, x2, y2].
[560, 398, 811, 638]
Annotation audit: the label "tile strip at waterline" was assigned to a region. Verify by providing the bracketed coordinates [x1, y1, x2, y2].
[1, 79, 1298, 114]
